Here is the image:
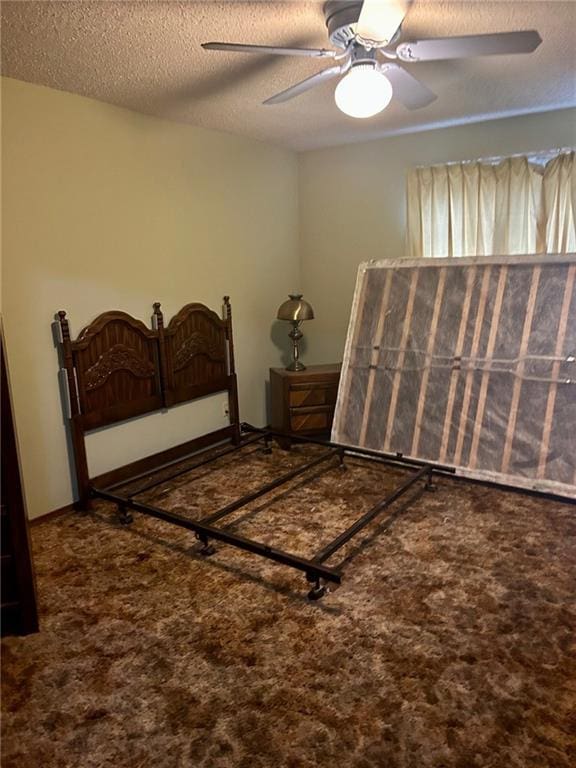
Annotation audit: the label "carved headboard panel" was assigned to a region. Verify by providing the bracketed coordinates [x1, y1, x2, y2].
[59, 311, 163, 430]
[160, 303, 230, 406]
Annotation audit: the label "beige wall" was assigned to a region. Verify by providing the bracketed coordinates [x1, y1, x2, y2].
[1, 77, 299, 519]
[298, 108, 576, 362]
[3, 75, 574, 521]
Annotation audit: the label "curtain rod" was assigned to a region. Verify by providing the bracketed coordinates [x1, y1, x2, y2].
[415, 147, 574, 171]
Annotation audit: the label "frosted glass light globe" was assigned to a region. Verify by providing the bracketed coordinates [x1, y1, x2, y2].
[335, 65, 393, 119]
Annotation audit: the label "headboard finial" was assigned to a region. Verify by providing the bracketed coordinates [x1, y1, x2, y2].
[58, 310, 70, 339]
[153, 302, 164, 329]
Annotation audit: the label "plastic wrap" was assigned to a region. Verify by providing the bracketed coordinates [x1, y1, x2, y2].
[332, 255, 576, 498]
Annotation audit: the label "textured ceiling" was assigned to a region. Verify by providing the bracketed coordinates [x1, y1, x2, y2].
[2, 0, 575, 151]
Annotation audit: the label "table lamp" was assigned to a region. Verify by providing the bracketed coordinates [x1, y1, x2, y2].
[276, 294, 315, 371]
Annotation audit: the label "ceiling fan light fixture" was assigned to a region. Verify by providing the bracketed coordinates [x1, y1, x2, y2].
[334, 64, 393, 118]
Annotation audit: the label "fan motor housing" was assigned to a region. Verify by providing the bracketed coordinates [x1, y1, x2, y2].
[323, 1, 362, 48]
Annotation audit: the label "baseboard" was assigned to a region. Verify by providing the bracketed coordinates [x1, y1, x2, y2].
[29, 503, 75, 526]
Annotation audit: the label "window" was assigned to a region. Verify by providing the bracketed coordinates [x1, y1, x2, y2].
[407, 149, 575, 258]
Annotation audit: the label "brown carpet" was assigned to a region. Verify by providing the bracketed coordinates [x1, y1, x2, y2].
[2, 442, 575, 768]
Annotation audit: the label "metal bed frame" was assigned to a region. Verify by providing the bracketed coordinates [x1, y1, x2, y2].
[91, 423, 447, 600]
[55, 297, 452, 600]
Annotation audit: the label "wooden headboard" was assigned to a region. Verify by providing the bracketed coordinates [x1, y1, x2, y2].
[60, 310, 163, 430]
[57, 297, 240, 507]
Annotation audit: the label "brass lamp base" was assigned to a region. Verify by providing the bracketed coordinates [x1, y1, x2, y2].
[286, 360, 306, 372]
[286, 321, 305, 371]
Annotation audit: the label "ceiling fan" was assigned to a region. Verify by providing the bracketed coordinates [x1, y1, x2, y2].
[202, 0, 542, 119]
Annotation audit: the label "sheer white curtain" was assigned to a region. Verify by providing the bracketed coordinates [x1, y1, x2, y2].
[542, 151, 576, 253]
[407, 150, 575, 258]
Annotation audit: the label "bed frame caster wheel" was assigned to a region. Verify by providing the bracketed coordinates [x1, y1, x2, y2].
[117, 505, 133, 525]
[308, 583, 328, 601]
[424, 470, 436, 491]
[196, 535, 216, 557]
[261, 437, 272, 455]
[306, 574, 329, 601]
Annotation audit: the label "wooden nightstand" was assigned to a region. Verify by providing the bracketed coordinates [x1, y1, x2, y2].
[270, 364, 341, 441]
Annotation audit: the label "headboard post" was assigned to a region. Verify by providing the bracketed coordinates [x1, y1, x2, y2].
[58, 312, 79, 417]
[223, 296, 241, 444]
[153, 302, 169, 408]
[58, 311, 91, 510]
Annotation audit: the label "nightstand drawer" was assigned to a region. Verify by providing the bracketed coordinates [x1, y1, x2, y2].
[289, 385, 338, 408]
[290, 407, 333, 433]
[270, 364, 341, 440]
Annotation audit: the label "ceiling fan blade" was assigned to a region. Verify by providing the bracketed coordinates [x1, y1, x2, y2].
[396, 30, 542, 62]
[263, 65, 343, 105]
[382, 64, 436, 110]
[356, 0, 411, 45]
[202, 42, 336, 59]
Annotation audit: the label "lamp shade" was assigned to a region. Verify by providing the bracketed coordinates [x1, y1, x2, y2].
[277, 294, 315, 322]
